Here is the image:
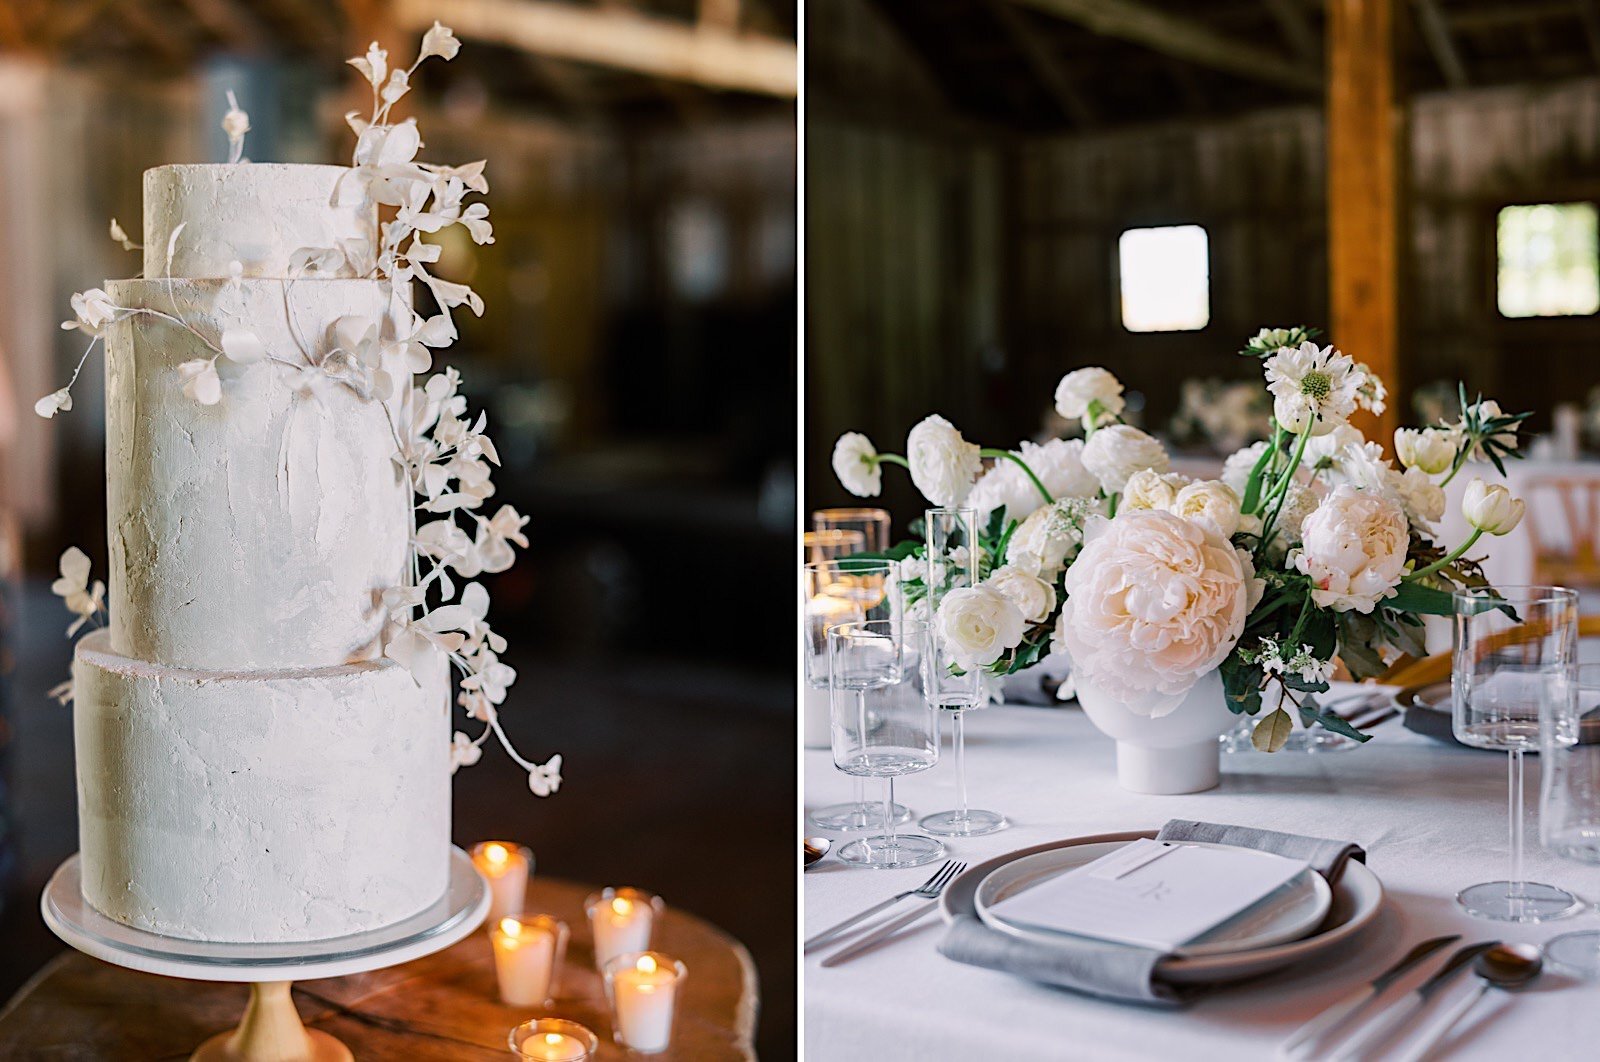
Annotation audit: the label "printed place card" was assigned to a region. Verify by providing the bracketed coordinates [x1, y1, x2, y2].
[990, 839, 1309, 951]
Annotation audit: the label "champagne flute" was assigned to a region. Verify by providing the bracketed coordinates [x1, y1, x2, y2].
[1453, 586, 1583, 922]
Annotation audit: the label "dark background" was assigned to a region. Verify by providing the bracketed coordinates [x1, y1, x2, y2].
[0, 2, 797, 1057]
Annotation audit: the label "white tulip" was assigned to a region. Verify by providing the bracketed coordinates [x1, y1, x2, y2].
[1462, 479, 1525, 536]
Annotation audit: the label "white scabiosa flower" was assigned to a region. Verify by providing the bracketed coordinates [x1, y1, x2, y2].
[1462, 478, 1525, 536]
[1263, 341, 1361, 435]
[1054, 367, 1125, 427]
[831, 432, 882, 498]
[1082, 424, 1169, 494]
[1290, 485, 1409, 613]
[906, 414, 983, 507]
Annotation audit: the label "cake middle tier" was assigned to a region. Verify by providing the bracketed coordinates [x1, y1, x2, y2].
[105, 277, 411, 670]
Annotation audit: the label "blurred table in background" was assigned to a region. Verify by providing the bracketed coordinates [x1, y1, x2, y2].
[0, 876, 757, 1060]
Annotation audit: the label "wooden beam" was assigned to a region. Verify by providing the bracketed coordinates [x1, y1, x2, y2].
[1010, 0, 1320, 92]
[1327, 0, 1401, 445]
[1263, 0, 1319, 66]
[393, 0, 797, 97]
[1411, 0, 1468, 88]
[982, 0, 1095, 127]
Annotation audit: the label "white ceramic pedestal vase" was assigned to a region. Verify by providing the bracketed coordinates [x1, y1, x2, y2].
[1075, 670, 1234, 794]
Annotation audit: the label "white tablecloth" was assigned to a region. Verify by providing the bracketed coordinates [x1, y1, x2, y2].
[804, 692, 1599, 1060]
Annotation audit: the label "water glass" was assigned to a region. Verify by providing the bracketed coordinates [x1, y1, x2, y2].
[1541, 662, 1600, 974]
[830, 620, 943, 869]
[1453, 585, 1583, 922]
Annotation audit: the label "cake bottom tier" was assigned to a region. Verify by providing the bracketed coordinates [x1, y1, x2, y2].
[72, 629, 450, 944]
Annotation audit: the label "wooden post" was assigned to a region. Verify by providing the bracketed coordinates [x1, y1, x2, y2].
[1327, 0, 1402, 446]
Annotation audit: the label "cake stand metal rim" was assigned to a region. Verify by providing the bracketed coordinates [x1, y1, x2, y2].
[41, 845, 488, 983]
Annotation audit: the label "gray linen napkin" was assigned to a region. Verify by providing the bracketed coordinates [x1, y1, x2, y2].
[937, 819, 1367, 1006]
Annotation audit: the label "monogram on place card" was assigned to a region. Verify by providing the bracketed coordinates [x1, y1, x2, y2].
[990, 839, 1310, 952]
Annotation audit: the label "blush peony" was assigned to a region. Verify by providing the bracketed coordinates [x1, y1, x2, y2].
[1059, 510, 1252, 715]
[1289, 485, 1409, 613]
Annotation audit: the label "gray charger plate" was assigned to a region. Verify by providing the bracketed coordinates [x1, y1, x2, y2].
[940, 830, 1383, 986]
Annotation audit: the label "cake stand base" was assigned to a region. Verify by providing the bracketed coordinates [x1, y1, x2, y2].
[190, 982, 352, 1062]
[41, 847, 489, 1062]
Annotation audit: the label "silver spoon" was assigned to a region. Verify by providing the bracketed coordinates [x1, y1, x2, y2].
[804, 837, 832, 871]
[1395, 943, 1542, 1062]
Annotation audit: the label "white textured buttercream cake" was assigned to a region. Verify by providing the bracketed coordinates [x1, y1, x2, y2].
[46, 29, 550, 948]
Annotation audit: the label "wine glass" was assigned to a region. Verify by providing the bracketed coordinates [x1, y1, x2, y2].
[805, 559, 912, 831]
[829, 620, 944, 869]
[1540, 661, 1600, 974]
[1453, 586, 1583, 922]
[918, 507, 1008, 838]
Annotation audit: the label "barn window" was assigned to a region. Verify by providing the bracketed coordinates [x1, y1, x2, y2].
[1118, 225, 1210, 332]
[1496, 203, 1600, 318]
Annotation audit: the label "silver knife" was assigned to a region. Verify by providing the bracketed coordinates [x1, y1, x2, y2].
[818, 903, 938, 967]
[1325, 940, 1499, 1061]
[1277, 934, 1460, 1060]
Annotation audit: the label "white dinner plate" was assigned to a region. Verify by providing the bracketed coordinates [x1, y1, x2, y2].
[974, 841, 1331, 958]
[942, 830, 1384, 986]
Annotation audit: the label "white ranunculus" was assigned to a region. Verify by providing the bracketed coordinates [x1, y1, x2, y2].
[906, 414, 983, 507]
[1082, 424, 1168, 494]
[1054, 367, 1126, 427]
[1121, 469, 1189, 512]
[936, 585, 1027, 671]
[1264, 341, 1361, 434]
[1007, 496, 1099, 575]
[1394, 427, 1456, 475]
[832, 432, 881, 498]
[985, 564, 1057, 625]
[1059, 509, 1251, 714]
[1289, 485, 1409, 613]
[1174, 479, 1242, 539]
[1463, 478, 1525, 536]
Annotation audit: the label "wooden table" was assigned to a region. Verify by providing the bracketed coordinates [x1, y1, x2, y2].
[0, 877, 757, 1060]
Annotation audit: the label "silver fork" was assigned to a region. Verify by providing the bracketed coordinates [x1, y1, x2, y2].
[804, 860, 965, 953]
[819, 860, 968, 966]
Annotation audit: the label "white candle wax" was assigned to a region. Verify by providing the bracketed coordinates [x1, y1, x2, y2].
[611, 955, 680, 1053]
[491, 918, 557, 1007]
[591, 896, 654, 970]
[517, 1030, 588, 1061]
[472, 842, 530, 924]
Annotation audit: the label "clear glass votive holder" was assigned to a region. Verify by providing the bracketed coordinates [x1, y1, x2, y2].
[490, 914, 568, 1007]
[471, 841, 534, 925]
[507, 1017, 599, 1061]
[584, 887, 664, 971]
[603, 951, 687, 1055]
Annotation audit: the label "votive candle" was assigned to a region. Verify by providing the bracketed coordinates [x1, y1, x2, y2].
[604, 951, 685, 1054]
[584, 887, 663, 971]
[491, 914, 565, 1007]
[507, 1018, 598, 1061]
[472, 841, 532, 924]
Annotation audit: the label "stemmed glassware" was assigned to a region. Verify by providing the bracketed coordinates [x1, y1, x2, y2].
[1453, 585, 1583, 922]
[829, 620, 943, 869]
[1540, 661, 1600, 974]
[918, 507, 1008, 837]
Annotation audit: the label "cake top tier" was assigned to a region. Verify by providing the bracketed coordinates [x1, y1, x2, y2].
[143, 163, 376, 281]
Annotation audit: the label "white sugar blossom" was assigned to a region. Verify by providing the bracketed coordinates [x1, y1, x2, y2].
[178, 358, 222, 405]
[906, 414, 983, 507]
[62, 288, 118, 337]
[34, 388, 72, 419]
[1264, 341, 1360, 435]
[450, 732, 481, 774]
[1290, 485, 1409, 613]
[832, 432, 881, 498]
[1082, 424, 1168, 494]
[529, 755, 563, 797]
[1395, 427, 1457, 475]
[51, 547, 104, 636]
[1463, 479, 1525, 536]
[1054, 367, 1125, 428]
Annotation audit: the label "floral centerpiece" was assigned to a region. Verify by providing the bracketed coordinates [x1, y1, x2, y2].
[830, 327, 1528, 790]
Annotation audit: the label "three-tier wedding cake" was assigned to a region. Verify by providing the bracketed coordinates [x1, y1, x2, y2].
[40, 25, 555, 945]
